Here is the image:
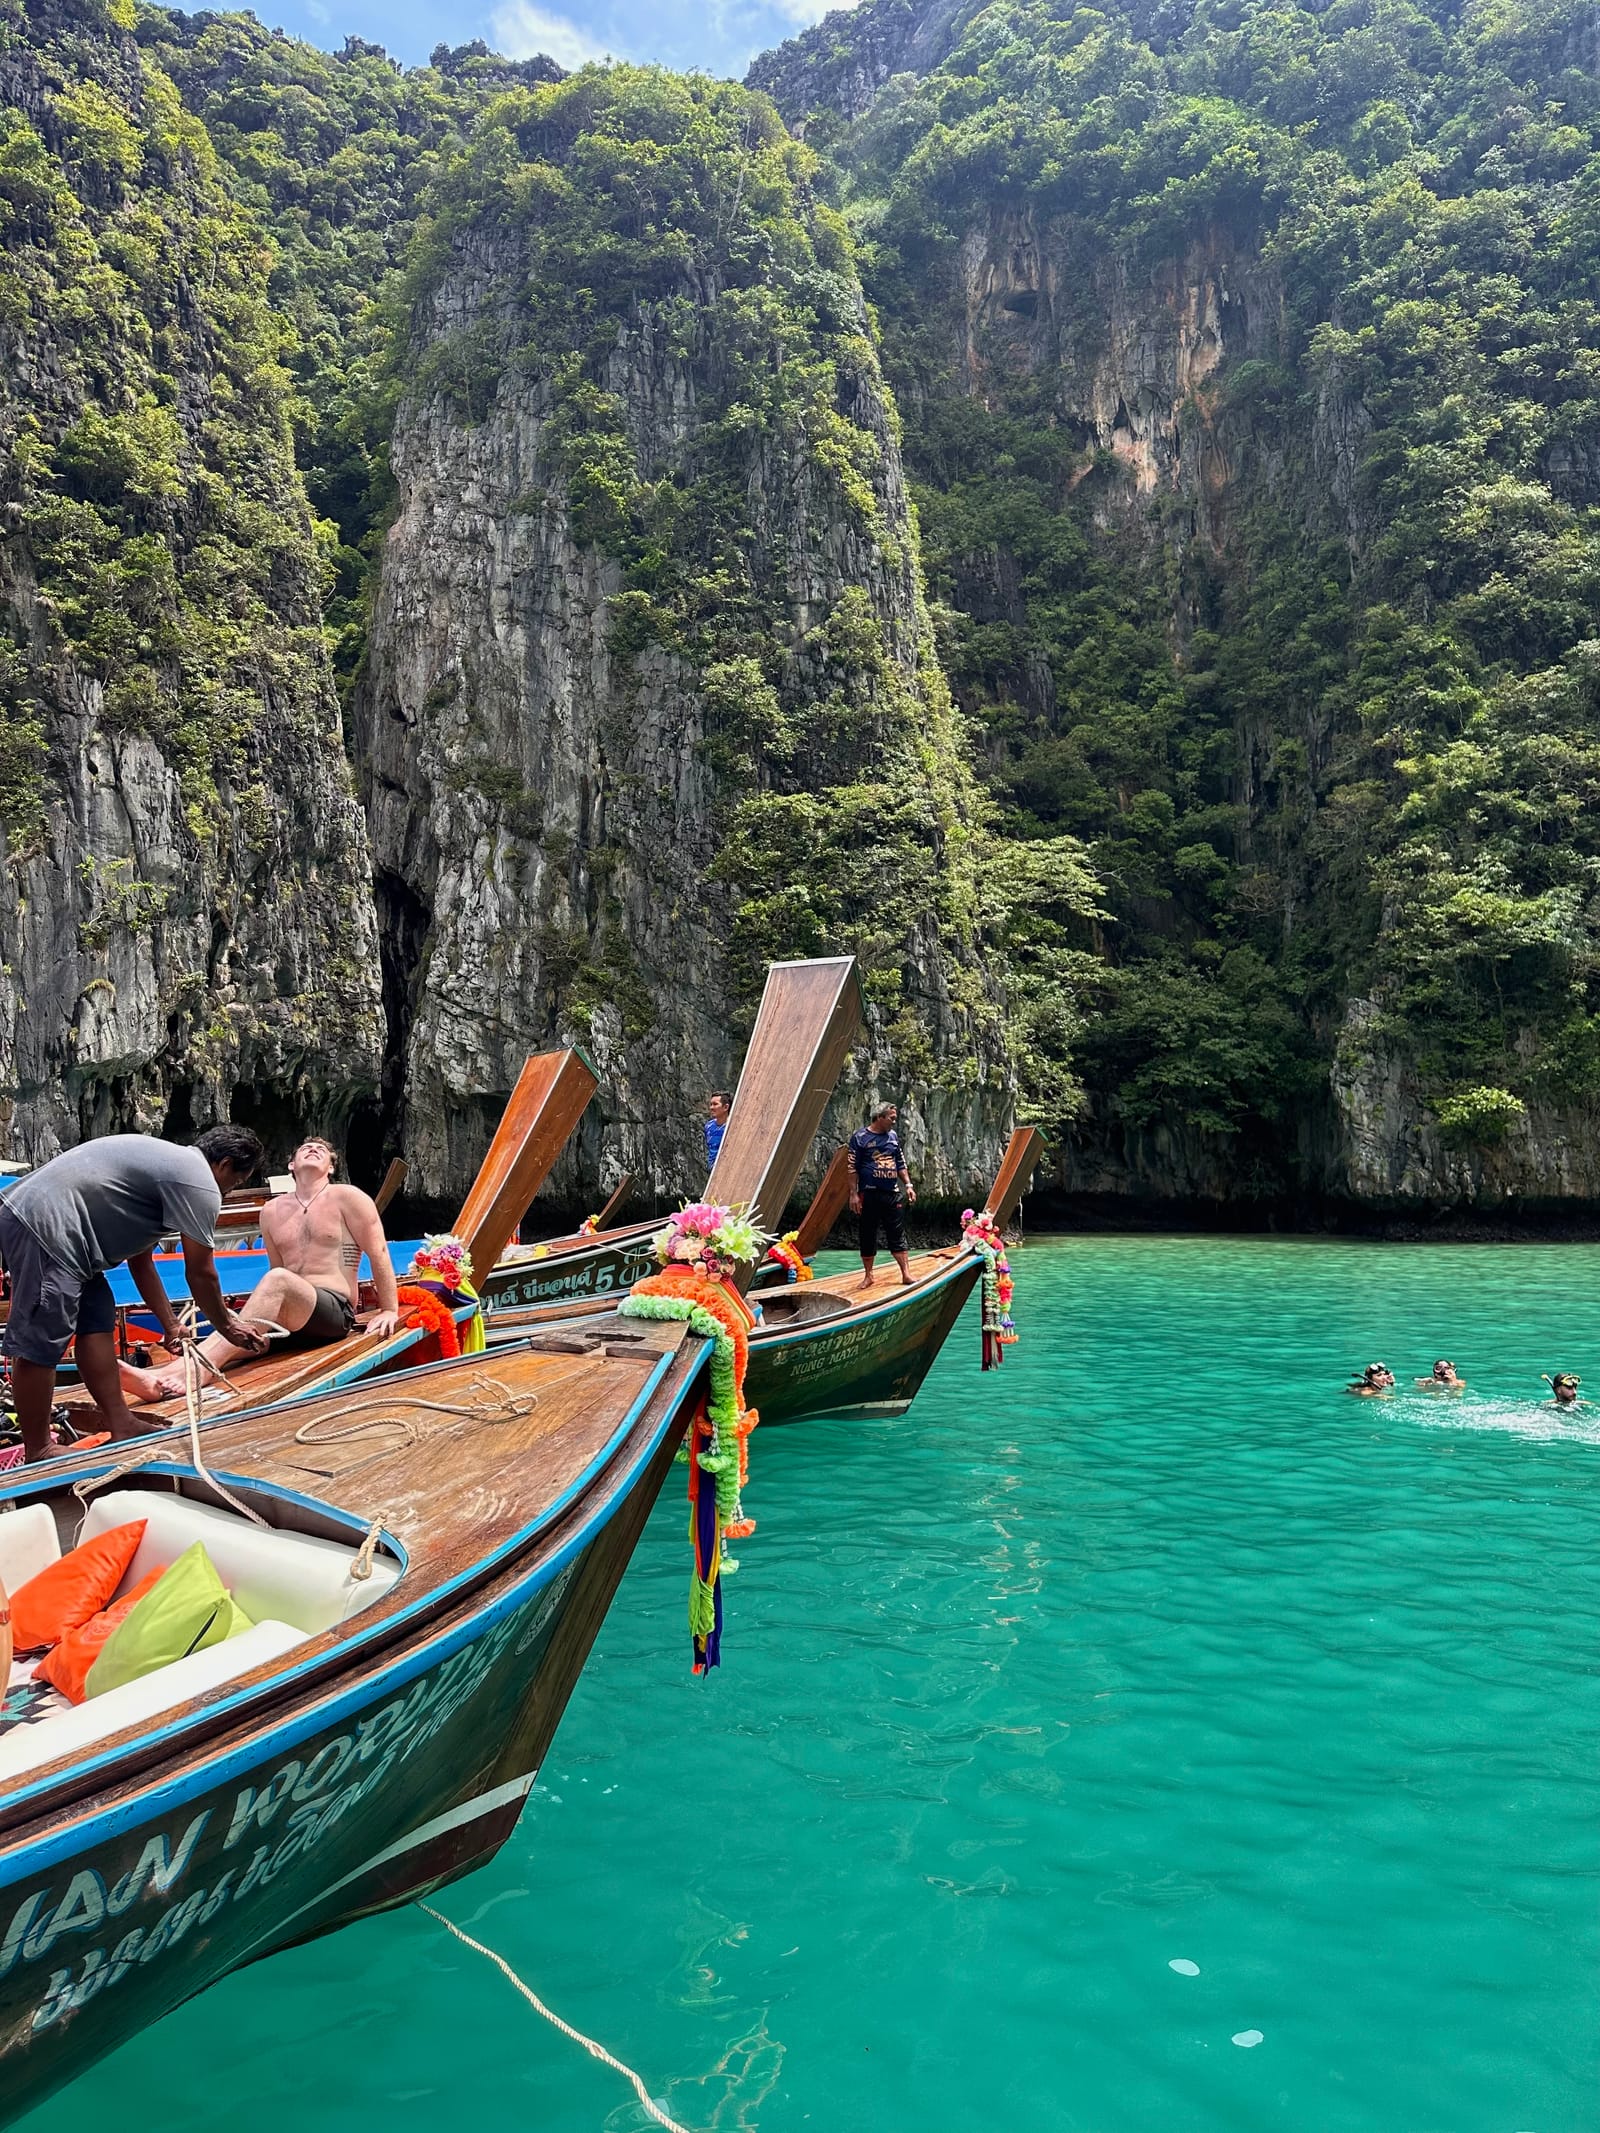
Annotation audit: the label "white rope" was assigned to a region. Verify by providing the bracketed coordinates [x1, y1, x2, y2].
[348, 1516, 386, 1582]
[182, 1343, 269, 1527]
[292, 1370, 574, 1451]
[71, 1444, 166, 1501]
[415, 1903, 693, 2133]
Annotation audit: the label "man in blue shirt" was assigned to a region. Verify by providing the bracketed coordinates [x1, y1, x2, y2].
[849, 1101, 916, 1288]
[704, 1091, 731, 1170]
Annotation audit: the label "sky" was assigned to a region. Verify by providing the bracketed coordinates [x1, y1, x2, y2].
[269, 0, 858, 79]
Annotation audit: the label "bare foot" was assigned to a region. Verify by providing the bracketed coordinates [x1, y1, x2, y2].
[121, 1362, 174, 1404]
[857, 1275, 876, 1291]
[107, 1412, 167, 1442]
[900, 1274, 914, 1286]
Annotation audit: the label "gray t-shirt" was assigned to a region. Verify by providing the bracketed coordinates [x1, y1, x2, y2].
[4, 1136, 221, 1279]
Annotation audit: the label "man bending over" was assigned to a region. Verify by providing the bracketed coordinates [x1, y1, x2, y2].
[129, 1135, 402, 1395]
[0, 1126, 269, 1459]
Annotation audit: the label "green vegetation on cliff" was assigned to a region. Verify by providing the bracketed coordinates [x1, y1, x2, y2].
[766, 0, 1600, 1182]
[387, 65, 1042, 1085]
[0, 0, 331, 835]
[131, 15, 557, 684]
[15, 0, 1600, 1193]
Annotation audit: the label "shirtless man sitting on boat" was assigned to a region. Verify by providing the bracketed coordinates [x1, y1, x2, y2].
[125, 1137, 403, 1398]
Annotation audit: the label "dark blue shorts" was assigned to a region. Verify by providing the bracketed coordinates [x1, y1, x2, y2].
[0, 1205, 116, 1365]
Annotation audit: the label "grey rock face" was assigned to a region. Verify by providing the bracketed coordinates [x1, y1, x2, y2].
[1330, 999, 1600, 1208]
[0, 1, 382, 1165]
[353, 208, 1010, 1213]
[749, 0, 978, 126]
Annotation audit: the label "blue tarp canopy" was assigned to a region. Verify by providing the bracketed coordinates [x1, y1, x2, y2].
[106, 1241, 426, 1308]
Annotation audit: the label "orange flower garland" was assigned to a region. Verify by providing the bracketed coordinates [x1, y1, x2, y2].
[396, 1282, 461, 1364]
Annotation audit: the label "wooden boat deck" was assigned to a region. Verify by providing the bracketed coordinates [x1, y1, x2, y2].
[217, 1324, 690, 1575]
[0, 1319, 701, 1823]
[55, 1315, 454, 1430]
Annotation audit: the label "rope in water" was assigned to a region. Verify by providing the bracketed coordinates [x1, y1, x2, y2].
[415, 1902, 693, 2133]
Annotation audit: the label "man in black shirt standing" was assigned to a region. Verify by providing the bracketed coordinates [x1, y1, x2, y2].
[848, 1101, 916, 1289]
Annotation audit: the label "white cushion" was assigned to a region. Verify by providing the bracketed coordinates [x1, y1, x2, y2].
[0, 1619, 307, 1781]
[80, 1491, 399, 1634]
[0, 1503, 61, 1593]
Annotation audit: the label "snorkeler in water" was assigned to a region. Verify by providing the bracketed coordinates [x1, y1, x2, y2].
[1347, 1362, 1396, 1396]
[1545, 1372, 1582, 1408]
[1416, 1359, 1467, 1393]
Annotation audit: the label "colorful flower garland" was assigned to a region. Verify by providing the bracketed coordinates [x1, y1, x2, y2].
[962, 1209, 1018, 1370]
[409, 1233, 473, 1289]
[403, 1234, 484, 1353]
[618, 1201, 767, 1672]
[763, 1230, 813, 1283]
[395, 1282, 462, 1363]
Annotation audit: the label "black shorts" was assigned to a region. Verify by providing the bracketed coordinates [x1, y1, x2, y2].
[267, 1285, 357, 1355]
[0, 1205, 116, 1366]
[858, 1189, 907, 1258]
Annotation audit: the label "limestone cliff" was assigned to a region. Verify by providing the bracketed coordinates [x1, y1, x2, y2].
[352, 69, 1010, 1209]
[753, 0, 1600, 1216]
[0, 0, 381, 1161]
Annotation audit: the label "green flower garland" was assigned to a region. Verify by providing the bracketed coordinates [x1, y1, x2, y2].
[618, 1289, 749, 1650]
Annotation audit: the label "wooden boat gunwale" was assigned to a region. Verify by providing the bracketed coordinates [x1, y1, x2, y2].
[0, 1396, 692, 1887]
[756, 1246, 976, 1346]
[0, 1325, 708, 1827]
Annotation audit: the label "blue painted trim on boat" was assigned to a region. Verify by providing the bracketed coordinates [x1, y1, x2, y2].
[0, 1334, 709, 1842]
[766, 1251, 973, 1348]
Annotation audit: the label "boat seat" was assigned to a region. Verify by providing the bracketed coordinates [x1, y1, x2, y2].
[0, 1619, 306, 1782]
[80, 1490, 399, 1634]
[0, 1502, 62, 1591]
[753, 1287, 854, 1326]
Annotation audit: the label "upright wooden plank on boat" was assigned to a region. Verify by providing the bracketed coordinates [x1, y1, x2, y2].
[707, 957, 862, 1232]
[793, 1145, 852, 1258]
[453, 1048, 598, 1277]
[593, 1173, 632, 1228]
[374, 1158, 407, 1215]
[984, 1126, 1045, 1228]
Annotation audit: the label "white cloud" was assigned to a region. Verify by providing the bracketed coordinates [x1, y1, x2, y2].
[489, 0, 616, 67]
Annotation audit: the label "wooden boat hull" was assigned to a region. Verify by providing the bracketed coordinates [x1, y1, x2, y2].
[481, 1224, 790, 1316]
[486, 1251, 984, 1428]
[0, 1389, 687, 2125]
[482, 1224, 662, 1315]
[746, 1254, 979, 1425]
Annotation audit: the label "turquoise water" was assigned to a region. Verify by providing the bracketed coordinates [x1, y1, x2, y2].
[27, 1237, 1600, 2132]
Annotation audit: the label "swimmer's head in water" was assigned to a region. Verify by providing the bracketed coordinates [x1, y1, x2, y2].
[1432, 1359, 1456, 1379]
[1359, 1362, 1394, 1387]
[1551, 1372, 1582, 1400]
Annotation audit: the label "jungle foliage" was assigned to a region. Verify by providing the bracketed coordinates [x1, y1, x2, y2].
[15, 0, 1600, 1178]
[777, 0, 1600, 1171]
[0, 0, 337, 838]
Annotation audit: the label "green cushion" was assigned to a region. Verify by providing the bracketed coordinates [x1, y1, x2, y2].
[84, 1541, 254, 1700]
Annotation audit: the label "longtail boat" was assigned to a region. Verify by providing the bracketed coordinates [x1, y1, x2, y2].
[57, 1050, 600, 1435]
[0, 958, 859, 2124]
[487, 1127, 1047, 1426]
[477, 967, 865, 1312]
